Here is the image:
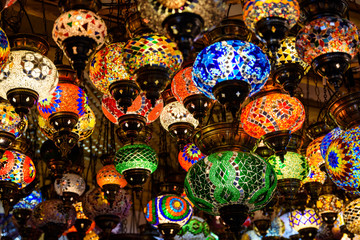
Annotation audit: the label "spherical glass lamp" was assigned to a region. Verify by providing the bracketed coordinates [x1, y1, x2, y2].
[306, 136, 326, 169]
[52, 9, 107, 78]
[316, 194, 343, 227]
[31, 199, 76, 239]
[192, 40, 270, 117]
[160, 101, 199, 147]
[115, 143, 158, 192]
[178, 143, 206, 172]
[344, 198, 360, 235]
[175, 216, 211, 240]
[145, 194, 193, 239]
[185, 151, 277, 233]
[240, 92, 305, 158]
[243, 0, 300, 54]
[123, 33, 183, 105]
[325, 125, 360, 195]
[54, 173, 86, 205]
[0, 27, 10, 73]
[89, 42, 140, 112]
[289, 208, 321, 240]
[320, 127, 342, 161]
[296, 16, 360, 89]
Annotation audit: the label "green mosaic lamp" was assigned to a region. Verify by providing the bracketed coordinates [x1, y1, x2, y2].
[115, 143, 158, 192]
[184, 151, 277, 235]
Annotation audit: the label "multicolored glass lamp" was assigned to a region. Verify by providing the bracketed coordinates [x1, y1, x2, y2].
[0, 27, 10, 72]
[90, 42, 140, 113]
[12, 189, 42, 227]
[296, 16, 359, 89]
[115, 143, 158, 193]
[54, 173, 86, 206]
[145, 194, 193, 240]
[138, 0, 225, 59]
[185, 151, 277, 234]
[243, 0, 300, 56]
[123, 33, 183, 106]
[178, 143, 206, 172]
[67, 201, 94, 240]
[316, 194, 343, 228]
[192, 40, 270, 117]
[53, 7, 107, 78]
[175, 216, 211, 240]
[0, 34, 58, 117]
[289, 208, 321, 240]
[320, 127, 342, 161]
[344, 198, 360, 235]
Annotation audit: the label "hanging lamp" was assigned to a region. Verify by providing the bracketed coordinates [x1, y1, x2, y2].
[54, 173, 86, 207]
[289, 208, 322, 240]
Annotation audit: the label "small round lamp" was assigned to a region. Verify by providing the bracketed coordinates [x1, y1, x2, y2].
[178, 143, 206, 172]
[54, 173, 86, 205]
[289, 208, 321, 240]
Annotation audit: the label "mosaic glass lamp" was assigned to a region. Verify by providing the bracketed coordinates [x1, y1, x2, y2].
[160, 101, 199, 147]
[54, 173, 86, 205]
[12, 189, 42, 227]
[343, 198, 360, 235]
[32, 199, 76, 239]
[243, 0, 300, 55]
[192, 40, 270, 117]
[296, 16, 360, 89]
[123, 33, 183, 106]
[89, 42, 140, 113]
[185, 151, 277, 234]
[240, 91, 305, 158]
[316, 194, 343, 227]
[115, 143, 158, 192]
[320, 127, 342, 161]
[171, 66, 213, 123]
[138, 0, 225, 60]
[96, 164, 127, 207]
[66, 202, 94, 240]
[289, 208, 321, 240]
[272, 36, 310, 96]
[175, 216, 211, 240]
[145, 194, 193, 239]
[178, 143, 206, 172]
[0, 27, 10, 73]
[53, 9, 107, 78]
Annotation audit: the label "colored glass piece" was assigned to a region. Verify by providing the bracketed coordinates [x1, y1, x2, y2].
[54, 173, 86, 197]
[192, 40, 270, 100]
[145, 194, 193, 228]
[13, 189, 42, 210]
[296, 16, 360, 65]
[320, 127, 342, 160]
[302, 165, 326, 185]
[243, 0, 300, 33]
[268, 152, 309, 180]
[160, 101, 199, 131]
[306, 136, 325, 168]
[37, 83, 89, 120]
[344, 198, 360, 235]
[115, 144, 158, 174]
[175, 216, 211, 240]
[5, 0, 17, 8]
[316, 194, 343, 214]
[289, 208, 321, 232]
[0, 101, 28, 138]
[184, 151, 277, 215]
[240, 93, 305, 139]
[89, 42, 134, 95]
[101, 93, 163, 124]
[0, 28, 10, 73]
[96, 164, 127, 188]
[178, 143, 206, 172]
[0, 50, 59, 101]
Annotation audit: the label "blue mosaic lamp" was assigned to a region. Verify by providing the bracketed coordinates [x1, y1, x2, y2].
[320, 127, 342, 161]
[192, 40, 270, 117]
[13, 190, 42, 226]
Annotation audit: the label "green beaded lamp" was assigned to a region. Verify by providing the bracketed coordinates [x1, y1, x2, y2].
[115, 143, 158, 192]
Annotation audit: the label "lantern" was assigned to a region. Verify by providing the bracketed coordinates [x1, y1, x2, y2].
[175, 216, 211, 240]
[178, 143, 206, 172]
[343, 198, 360, 235]
[0, 27, 10, 73]
[316, 194, 343, 227]
[12, 190, 42, 227]
[54, 173, 86, 205]
[320, 127, 342, 161]
[289, 208, 321, 240]
[67, 202, 94, 240]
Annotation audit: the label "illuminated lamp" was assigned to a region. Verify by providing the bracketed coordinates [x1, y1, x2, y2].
[12, 189, 42, 227]
[320, 127, 342, 161]
[289, 208, 321, 240]
[123, 33, 183, 106]
[192, 40, 270, 117]
[54, 173, 86, 206]
[66, 202, 95, 240]
[175, 216, 211, 240]
[89, 42, 140, 112]
[185, 151, 277, 234]
[243, 0, 300, 55]
[316, 194, 343, 228]
[145, 194, 193, 239]
[296, 16, 359, 89]
[178, 143, 205, 172]
[343, 198, 360, 235]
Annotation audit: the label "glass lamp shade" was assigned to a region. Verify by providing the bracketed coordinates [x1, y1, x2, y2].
[275, 37, 309, 72]
[73, 201, 89, 220]
[82, 187, 132, 221]
[101, 93, 163, 124]
[296, 16, 359, 65]
[306, 136, 325, 169]
[0, 101, 27, 138]
[160, 101, 199, 131]
[184, 151, 277, 215]
[38, 105, 95, 141]
[175, 216, 211, 240]
[89, 42, 135, 95]
[115, 143, 158, 174]
[240, 93, 305, 139]
[37, 83, 89, 120]
[178, 143, 206, 172]
[0, 50, 59, 101]
[145, 194, 193, 228]
[0, 27, 10, 73]
[192, 40, 270, 100]
[13, 189, 42, 210]
[0, 150, 36, 189]
[289, 208, 321, 232]
[320, 127, 342, 161]
[54, 173, 86, 197]
[325, 125, 360, 195]
[267, 152, 309, 181]
[243, 0, 300, 34]
[52, 9, 107, 51]
[96, 164, 127, 189]
[343, 198, 360, 235]
[316, 194, 343, 215]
